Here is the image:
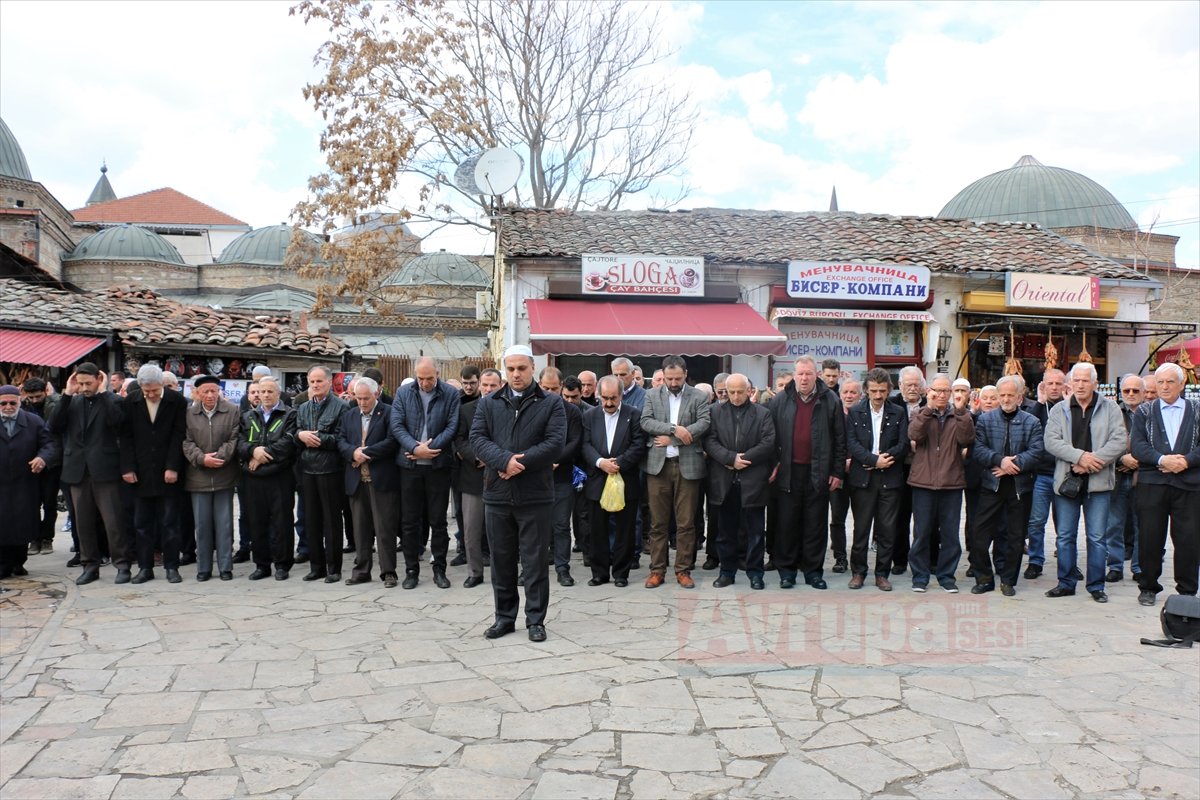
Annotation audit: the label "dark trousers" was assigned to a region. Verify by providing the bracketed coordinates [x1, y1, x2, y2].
[349, 481, 399, 579]
[572, 492, 590, 556]
[849, 474, 899, 577]
[452, 486, 465, 550]
[236, 479, 251, 553]
[590, 500, 637, 581]
[970, 479, 1032, 587]
[892, 467, 914, 567]
[36, 466, 61, 542]
[829, 486, 849, 560]
[70, 476, 131, 569]
[342, 495, 355, 549]
[179, 487, 196, 559]
[245, 472, 296, 570]
[775, 465, 830, 582]
[910, 487, 963, 587]
[400, 466, 451, 574]
[0, 544, 27, 571]
[486, 502, 552, 627]
[717, 483, 765, 579]
[133, 492, 181, 570]
[299, 471, 343, 575]
[551, 481, 575, 573]
[1136, 483, 1200, 596]
[709, 499, 722, 557]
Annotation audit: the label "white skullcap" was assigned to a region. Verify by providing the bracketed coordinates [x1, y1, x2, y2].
[401, 377, 415, 386]
[503, 344, 534, 360]
[252, 365, 272, 379]
[952, 378, 971, 389]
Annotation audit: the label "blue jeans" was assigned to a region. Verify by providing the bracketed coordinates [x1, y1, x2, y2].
[1025, 474, 1055, 567]
[193, 489, 234, 574]
[1053, 490, 1110, 593]
[1105, 472, 1138, 573]
[910, 488, 963, 588]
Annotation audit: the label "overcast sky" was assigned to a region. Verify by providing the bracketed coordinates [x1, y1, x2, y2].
[2, 0, 1196, 268]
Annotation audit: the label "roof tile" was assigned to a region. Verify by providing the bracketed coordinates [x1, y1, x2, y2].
[72, 188, 248, 227]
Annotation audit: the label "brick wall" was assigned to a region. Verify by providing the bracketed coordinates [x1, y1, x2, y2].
[64, 259, 198, 291]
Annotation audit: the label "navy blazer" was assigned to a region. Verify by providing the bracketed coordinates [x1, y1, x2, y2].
[580, 403, 646, 503]
[389, 379, 460, 469]
[845, 398, 909, 490]
[1131, 398, 1200, 491]
[338, 401, 401, 494]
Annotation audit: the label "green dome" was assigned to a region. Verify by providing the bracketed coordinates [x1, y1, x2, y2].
[217, 224, 323, 266]
[65, 224, 186, 265]
[382, 249, 490, 288]
[938, 155, 1137, 231]
[0, 117, 33, 181]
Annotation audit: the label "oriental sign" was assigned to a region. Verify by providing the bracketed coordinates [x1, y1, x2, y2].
[1005, 272, 1100, 311]
[582, 254, 704, 297]
[786, 262, 931, 304]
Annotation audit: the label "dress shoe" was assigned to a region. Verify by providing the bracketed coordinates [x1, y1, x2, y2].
[557, 570, 575, 587]
[484, 621, 515, 639]
[677, 572, 695, 589]
[808, 578, 828, 590]
[891, 563, 907, 575]
[402, 574, 419, 590]
[165, 568, 182, 584]
[587, 577, 609, 586]
[614, 578, 628, 587]
[1000, 583, 1015, 597]
[342, 544, 355, 553]
[750, 576, 765, 590]
[1023, 564, 1042, 579]
[848, 574, 865, 590]
[345, 574, 372, 585]
[11, 565, 28, 577]
[941, 581, 959, 594]
[482, 553, 491, 567]
[645, 572, 665, 589]
[779, 577, 796, 589]
[275, 568, 290, 581]
[432, 570, 451, 589]
[832, 558, 848, 573]
[713, 575, 735, 588]
[463, 575, 484, 588]
[66, 554, 82, 568]
[631, 559, 641, 571]
[131, 568, 154, 584]
[248, 567, 271, 581]
[28, 540, 41, 555]
[220, 571, 233, 581]
[233, 550, 251, 564]
[1070, 567, 1083, 581]
[527, 624, 547, 642]
[114, 569, 132, 584]
[41, 541, 55, 555]
[699, 556, 717, 571]
[912, 584, 927, 593]
[581, 556, 591, 568]
[294, 552, 310, 564]
[303, 570, 327, 582]
[971, 582, 995, 595]
[1045, 586, 1075, 598]
[324, 573, 342, 583]
[763, 559, 777, 572]
[178, 553, 197, 566]
[1090, 590, 1108, 603]
[1132, 571, 1142, 582]
[76, 567, 100, 586]
[450, 552, 467, 567]
[875, 575, 893, 592]
[965, 567, 976, 579]
[196, 571, 211, 582]
[1105, 569, 1123, 583]
[1138, 590, 1157, 606]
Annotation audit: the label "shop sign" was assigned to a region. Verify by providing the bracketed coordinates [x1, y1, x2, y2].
[582, 253, 704, 297]
[1005, 272, 1100, 311]
[772, 307, 935, 323]
[786, 262, 931, 304]
[779, 322, 868, 380]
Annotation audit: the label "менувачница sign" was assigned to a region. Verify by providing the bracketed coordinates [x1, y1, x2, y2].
[787, 262, 931, 304]
[582, 254, 704, 297]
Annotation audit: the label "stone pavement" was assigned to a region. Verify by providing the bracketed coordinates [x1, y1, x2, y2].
[1, 541, 1197, 800]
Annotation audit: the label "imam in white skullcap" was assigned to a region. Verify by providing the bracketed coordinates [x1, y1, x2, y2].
[952, 378, 971, 389]
[503, 344, 534, 360]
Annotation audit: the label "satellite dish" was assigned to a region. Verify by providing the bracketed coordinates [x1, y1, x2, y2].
[453, 147, 524, 196]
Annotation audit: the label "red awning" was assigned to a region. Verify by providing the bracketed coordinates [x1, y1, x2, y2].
[1157, 337, 1200, 364]
[0, 329, 105, 367]
[526, 299, 787, 357]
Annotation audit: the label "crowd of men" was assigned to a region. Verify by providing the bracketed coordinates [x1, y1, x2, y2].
[1, 350, 1196, 639]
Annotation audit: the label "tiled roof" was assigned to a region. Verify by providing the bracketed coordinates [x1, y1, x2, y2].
[72, 188, 249, 227]
[498, 208, 1147, 281]
[0, 279, 346, 357]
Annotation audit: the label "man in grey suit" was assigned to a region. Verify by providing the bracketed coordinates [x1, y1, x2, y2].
[641, 355, 711, 589]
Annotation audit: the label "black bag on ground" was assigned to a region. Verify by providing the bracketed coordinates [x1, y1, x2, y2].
[1141, 594, 1200, 649]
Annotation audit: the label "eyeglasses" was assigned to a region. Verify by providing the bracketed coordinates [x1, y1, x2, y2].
[1121, 388, 1143, 394]
[0, 400, 18, 406]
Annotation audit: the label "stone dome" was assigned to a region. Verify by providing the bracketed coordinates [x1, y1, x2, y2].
[64, 224, 186, 265]
[217, 224, 324, 266]
[938, 155, 1137, 231]
[382, 249, 490, 288]
[0, 116, 33, 181]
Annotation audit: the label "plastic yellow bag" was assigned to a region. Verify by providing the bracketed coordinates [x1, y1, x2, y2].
[600, 471, 625, 512]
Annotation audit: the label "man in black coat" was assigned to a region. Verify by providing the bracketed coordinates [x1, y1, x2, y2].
[238, 377, 298, 581]
[338, 376, 401, 587]
[120, 364, 188, 584]
[1, 385, 56, 578]
[294, 366, 348, 583]
[845, 369, 910, 591]
[50, 362, 132, 585]
[19, 378, 61, 556]
[705, 374, 776, 589]
[470, 345, 566, 642]
[580, 375, 646, 589]
[455, 369, 502, 588]
[539, 366, 583, 588]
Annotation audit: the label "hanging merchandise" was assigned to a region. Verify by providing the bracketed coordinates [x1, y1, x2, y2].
[1004, 323, 1023, 376]
[1044, 325, 1059, 373]
[1078, 330, 1093, 363]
